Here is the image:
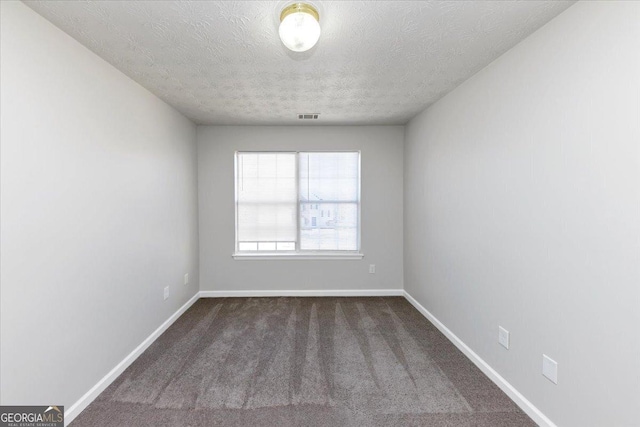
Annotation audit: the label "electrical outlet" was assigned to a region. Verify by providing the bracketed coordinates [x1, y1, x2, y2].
[164, 286, 170, 300]
[369, 264, 376, 274]
[542, 354, 558, 384]
[498, 326, 510, 349]
[184, 273, 189, 285]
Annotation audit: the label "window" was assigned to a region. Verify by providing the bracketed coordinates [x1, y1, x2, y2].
[234, 151, 361, 259]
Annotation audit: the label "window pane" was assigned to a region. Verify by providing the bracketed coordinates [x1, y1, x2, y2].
[258, 242, 276, 251]
[300, 202, 358, 250]
[238, 242, 257, 251]
[238, 153, 296, 203]
[299, 152, 359, 202]
[237, 203, 297, 242]
[276, 242, 295, 251]
[237, 153, 297, 245]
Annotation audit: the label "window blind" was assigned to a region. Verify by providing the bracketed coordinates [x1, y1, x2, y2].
[235, 151, 360, 253]
[299, 152, 359, 251]
[236, 152, 297, 250]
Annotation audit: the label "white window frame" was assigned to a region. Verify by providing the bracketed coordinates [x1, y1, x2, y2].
[233, 150, 363, 260]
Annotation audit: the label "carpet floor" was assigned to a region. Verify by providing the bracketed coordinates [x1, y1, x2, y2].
[71, 297, 535, 426]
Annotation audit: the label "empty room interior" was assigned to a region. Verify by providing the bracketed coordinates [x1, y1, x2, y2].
[1, 1, 639, 426]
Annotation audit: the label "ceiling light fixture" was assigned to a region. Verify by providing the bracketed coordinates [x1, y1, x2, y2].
[279, 3, 320, 52]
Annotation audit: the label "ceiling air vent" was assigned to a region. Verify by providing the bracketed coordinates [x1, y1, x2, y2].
[298, 113, 319, 120]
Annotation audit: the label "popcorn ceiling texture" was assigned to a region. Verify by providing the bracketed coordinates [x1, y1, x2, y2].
[25, 1, 573, 125]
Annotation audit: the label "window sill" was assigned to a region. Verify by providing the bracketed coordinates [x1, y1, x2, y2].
[232, 252, 364, 261]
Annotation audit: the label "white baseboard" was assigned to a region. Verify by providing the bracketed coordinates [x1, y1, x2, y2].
[199, 289, 404, 298]
[403, 291, 556, 427]
[64, 292, 200, 426]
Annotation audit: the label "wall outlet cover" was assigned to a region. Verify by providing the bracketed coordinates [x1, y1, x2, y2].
[498, 326, 510, 349]
[542, 354, 558, 384]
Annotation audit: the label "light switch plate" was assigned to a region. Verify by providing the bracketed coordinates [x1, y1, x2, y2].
[369, 264, 376, 274]
[542, 354, 558, 384]
[184, 273, 189, 285]
[164, 286, 170, 300]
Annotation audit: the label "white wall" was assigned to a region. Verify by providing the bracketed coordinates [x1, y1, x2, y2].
[404, 2, 639, 426]
[198, 126, 403, 293]
[0, 0, 199, 411]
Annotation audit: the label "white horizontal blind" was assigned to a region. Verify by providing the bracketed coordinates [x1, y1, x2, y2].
[299, 152, 360, 251]
[235, 151, 360, 253]
[236, 152, 297, 251]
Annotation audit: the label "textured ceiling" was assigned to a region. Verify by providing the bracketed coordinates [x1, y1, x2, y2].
[25, 1, 574, 125]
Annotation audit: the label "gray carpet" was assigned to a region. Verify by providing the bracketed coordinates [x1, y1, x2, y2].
[71, 297, 535, 426]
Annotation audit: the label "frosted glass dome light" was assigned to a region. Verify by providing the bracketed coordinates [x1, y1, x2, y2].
[279, 3, 321, 52]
